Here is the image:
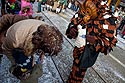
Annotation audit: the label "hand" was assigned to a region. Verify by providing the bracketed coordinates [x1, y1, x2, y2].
[86, 35, 96, 44]
[66, 27, 78, 39]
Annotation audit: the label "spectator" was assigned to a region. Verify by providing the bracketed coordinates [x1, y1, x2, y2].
[6, 0, 16, 14]
[41, 0, 47, 11]
[56, 0, 67, 13]
[1, 0, 6, 16]
[30, 0, 35, 4]
[37, 0, 43, 12]
[46, 0, 54, 11]
[120, 24, 125, 39]
[19, 0, 33, 16]
[67, 0, 72, 9]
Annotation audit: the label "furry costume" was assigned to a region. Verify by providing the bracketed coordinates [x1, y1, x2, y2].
[66, 0, 118, 82]
[0, 15, 63, 83]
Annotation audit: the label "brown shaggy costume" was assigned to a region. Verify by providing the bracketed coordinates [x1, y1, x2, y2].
[66, 0, 118, 83]
[36, 24, 63, 55]
[0, 16, 63, 82]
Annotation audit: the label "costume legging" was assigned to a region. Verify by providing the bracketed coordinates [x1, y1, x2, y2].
[67, 47, 87, 83]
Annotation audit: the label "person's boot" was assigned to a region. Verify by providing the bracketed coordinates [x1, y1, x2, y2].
[1, 9, 6, 16]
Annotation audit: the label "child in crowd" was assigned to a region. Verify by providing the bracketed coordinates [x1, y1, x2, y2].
[19, 0, 33, 16]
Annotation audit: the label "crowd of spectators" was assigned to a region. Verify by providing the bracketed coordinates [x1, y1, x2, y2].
[0, 0, 79, 15]
[37, 0, 79, 13]
[117, 6, 125, 39]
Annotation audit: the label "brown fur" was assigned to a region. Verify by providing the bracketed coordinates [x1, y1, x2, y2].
[37, 25, 63, 55]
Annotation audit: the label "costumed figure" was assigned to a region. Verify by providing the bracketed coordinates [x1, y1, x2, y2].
[66, 0, 120, 83]
[0, 14, 63, 83]
[19, 0, 33, 16]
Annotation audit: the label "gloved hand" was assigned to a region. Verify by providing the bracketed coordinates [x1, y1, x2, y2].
[86, 35, 96, 44]
[66, 25, 78, 39]
[12, 65, 32, 80]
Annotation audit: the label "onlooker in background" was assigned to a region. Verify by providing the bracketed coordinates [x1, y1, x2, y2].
[62, 0, 67, 13]
[117, 17, 125, 32]
[37, 0, 42, 12]
[56, 0, 67, 13]
[6, 0, 17, 14]
[1, 0, 6, 16]
[67, 0, 72, 9]
[41, 0, 47, 11]
[51, 0, 58, 12]
[14, 0, 21, 14]
[120, 24, 125, 39]
[70, 0, 79, 12]
[46, 0, 54, 11]
[30, 0, 35, 4]
[19, 0, 33, 16]
[9, 0, 16, 3]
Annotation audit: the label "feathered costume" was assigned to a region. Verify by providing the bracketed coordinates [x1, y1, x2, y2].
[66, 0, 118, 82]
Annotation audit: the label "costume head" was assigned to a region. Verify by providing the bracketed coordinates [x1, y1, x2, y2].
[76, 0, 121, 22]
